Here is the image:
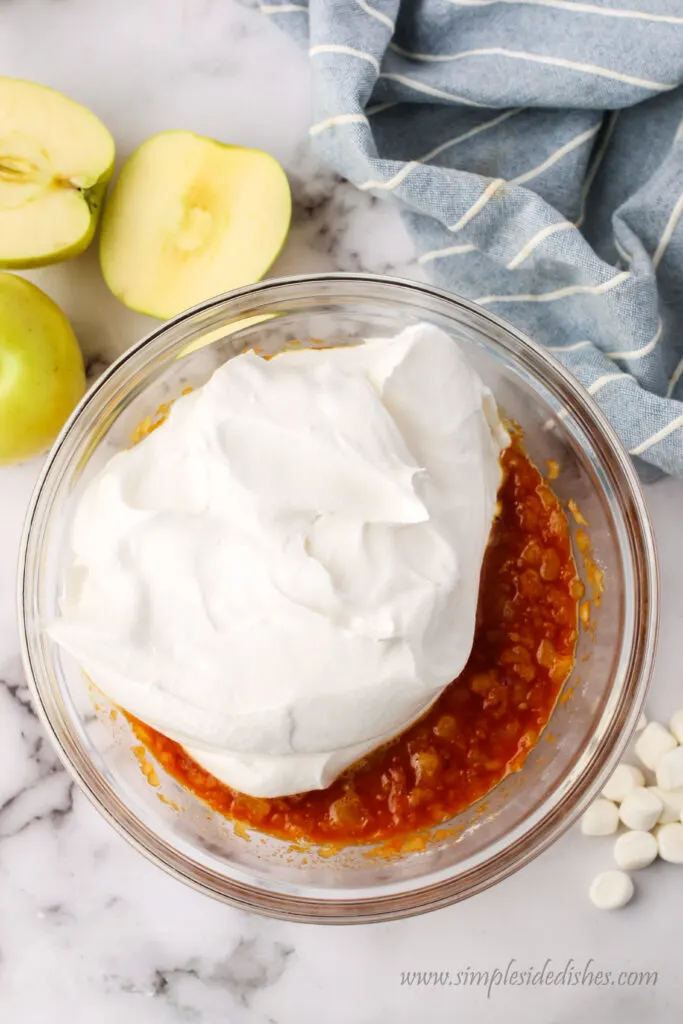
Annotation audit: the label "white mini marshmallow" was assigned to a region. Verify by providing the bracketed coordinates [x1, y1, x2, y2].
[656, 822, 683, 864]
[614, 830, 658, 870]
[636, 713, 648, 732]
[619, 787, 663, 832]
[589, 870, 634, 910]
[669, 709, 683, 745]
[647, 787, 683, 824]
[635, 722, 677, 771]
[655, 746, 683, 791]
[581, 797, 620, 836]
[602, 764, 645, 803]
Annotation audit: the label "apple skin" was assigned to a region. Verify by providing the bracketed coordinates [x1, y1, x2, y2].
[0, 172, 113, 270]
[0, 273, 85, 465]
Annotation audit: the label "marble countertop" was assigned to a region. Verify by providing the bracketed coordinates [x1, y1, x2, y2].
[2, 2, 683, 1021]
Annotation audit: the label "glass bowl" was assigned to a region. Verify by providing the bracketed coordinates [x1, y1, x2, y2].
[18, 274, 658, 923]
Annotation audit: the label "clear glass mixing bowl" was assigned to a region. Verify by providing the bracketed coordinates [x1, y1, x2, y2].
[18, 274, 658, 923]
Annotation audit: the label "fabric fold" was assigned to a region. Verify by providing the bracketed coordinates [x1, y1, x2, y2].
[262, 0, 683, 476]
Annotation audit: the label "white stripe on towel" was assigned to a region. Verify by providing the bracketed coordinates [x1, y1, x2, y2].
[418, 243, 477, 264]
[389, 44, 675, 92]
[442, 0, 683, 25]
[587, 372, 625, 395]
[653, 191, 683, 269]
[509, 124, 601, 187]
[542, 374, 634, 431]
[608, 320, 663, 361]
[365, 100, 398, 115]
[614, 238, 633, 265]
[358, 109, 521, 190]
[358, 162, 420, 191]
[630, 414, 683, 456]
[309, 113, 368, 135]
[546, 338, 592, 353]
[506, 221, 574, 269]
[476, 271, 631, 305]
[378, 72, 490, 106]
[310, 44, 381, 73]
[575, 111, 619, 229]
[448, 178, 505, 232]
[667, 356, 683, 398]
[356, 0, 394, 29]
[419, 107, 523, 163]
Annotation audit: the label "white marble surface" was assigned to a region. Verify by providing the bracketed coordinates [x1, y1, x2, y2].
[2, 1, 683, 1021]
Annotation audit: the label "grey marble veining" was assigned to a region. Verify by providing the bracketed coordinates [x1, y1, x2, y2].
[2, 2, 683, 1022]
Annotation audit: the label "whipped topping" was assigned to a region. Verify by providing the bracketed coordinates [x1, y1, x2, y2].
[49, 324, 508, 797]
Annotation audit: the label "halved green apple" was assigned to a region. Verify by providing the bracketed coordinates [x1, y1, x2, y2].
[99, 130, 291, 320]
[0, 78, 115, 268]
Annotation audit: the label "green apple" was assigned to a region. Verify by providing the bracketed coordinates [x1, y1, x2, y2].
[0, 273, 85, 464]
[99, 130, 291, 319]
[0, 77, 115, 268]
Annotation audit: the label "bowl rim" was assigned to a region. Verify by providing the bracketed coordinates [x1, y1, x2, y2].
[18, 272, 659, 923]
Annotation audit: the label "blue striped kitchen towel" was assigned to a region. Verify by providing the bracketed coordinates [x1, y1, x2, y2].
[261, 0, 683, 477]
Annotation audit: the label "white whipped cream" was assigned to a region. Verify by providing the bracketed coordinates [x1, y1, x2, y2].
[50, 324, 508, 797]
